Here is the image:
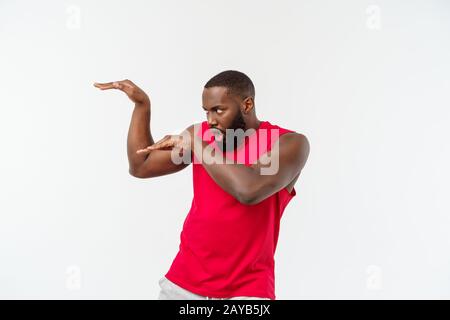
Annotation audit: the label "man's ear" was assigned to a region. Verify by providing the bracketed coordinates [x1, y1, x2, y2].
[242, 97, 255, 114]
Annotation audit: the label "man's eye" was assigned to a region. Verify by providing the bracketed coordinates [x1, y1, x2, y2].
[216, 109, 223, 114]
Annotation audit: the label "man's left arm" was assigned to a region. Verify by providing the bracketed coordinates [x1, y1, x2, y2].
[192, 133, 310, 205]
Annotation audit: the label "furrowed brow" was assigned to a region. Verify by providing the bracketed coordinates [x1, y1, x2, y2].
[202, 105, 223, 110]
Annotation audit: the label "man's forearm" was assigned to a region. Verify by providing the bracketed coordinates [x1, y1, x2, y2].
[127, 102, 154, 174]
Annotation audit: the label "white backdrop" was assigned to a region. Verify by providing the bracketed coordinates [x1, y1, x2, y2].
[1, 0, 449, 299]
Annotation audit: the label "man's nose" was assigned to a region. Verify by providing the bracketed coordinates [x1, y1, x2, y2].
[207, 112, 217, 127]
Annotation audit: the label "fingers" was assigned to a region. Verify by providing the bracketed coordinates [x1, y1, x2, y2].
[148, 139, 174, 150]
[136, 148, 151, 155]
[93, 80, 134, 91]
[135, 143, 171, 154]
[136, 136, 174, 154]
[93, 82, 117, 90]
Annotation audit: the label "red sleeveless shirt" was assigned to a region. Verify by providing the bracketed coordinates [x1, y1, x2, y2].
[165, 120, 297, 299]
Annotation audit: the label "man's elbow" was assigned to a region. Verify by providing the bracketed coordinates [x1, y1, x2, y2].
[234, 181, 276, 205]
[129, 166, 150, 179]
[235, 190, 261, 205]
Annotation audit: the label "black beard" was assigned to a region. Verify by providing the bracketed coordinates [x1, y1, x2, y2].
[217, 111, 246, 152]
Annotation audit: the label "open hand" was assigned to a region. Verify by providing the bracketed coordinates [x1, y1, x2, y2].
[136, 133, 192, 155]
[93, 79, 150, 105]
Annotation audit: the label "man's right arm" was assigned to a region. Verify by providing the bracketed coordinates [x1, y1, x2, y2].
[94, 79, 192, 179]
[128, 106, 193, 178]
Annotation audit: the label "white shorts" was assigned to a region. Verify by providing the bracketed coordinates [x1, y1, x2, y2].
[157, 276, 271, 300]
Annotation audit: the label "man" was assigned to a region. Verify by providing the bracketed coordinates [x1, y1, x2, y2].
[94, 70, 310, 300]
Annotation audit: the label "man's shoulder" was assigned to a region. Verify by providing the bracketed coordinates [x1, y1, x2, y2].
[279, 132, 309, 148]
[278, 132, 310, 167]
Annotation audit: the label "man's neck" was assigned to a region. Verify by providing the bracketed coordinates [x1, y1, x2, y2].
[245, 118, 262, 131]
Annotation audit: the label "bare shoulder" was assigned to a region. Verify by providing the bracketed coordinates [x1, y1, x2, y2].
[277, 132, 310, 175]
[279, 132, 310, 154]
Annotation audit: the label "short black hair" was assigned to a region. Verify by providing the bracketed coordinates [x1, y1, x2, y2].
[204, 70, 255, 100]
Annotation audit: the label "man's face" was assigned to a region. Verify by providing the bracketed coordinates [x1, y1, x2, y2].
[202, 87, 246, 150]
